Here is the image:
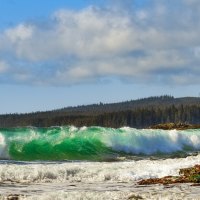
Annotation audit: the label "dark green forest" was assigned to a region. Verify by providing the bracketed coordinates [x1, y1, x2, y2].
[1, 95, 200, 128]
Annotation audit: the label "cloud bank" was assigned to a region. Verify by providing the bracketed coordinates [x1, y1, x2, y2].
[0, 0, 200, 85]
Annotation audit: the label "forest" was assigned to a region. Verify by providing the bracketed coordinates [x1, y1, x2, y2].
[0, 95, 200, 128]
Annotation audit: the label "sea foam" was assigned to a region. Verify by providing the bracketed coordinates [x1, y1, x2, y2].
[0, 154, 200, 183]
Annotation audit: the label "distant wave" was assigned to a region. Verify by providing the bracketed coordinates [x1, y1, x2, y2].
[0, 126, 200, 161]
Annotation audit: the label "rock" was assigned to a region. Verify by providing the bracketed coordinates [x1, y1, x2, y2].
[128, 194, 143, 199]
[138, 165, 200, 185]
[149, 123, 200, 130]
[7, 194, 20, 200]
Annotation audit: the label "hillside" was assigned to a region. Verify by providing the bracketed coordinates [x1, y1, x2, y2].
[1, 95, 200, 128]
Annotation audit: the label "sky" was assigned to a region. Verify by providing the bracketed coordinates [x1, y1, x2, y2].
[0, 0, 200, 114]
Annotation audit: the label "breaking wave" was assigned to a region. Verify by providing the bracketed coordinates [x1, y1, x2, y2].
[0, 126, 200, 161]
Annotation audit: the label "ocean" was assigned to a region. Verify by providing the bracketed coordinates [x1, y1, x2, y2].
[0, 126, 200, 199]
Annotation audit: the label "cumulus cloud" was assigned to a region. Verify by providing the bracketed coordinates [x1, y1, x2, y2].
[0, 0, 200, 85]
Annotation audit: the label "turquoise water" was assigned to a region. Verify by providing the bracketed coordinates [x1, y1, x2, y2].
[0, 126, 200, 161]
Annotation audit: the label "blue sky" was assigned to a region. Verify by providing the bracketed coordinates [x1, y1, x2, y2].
[0, 0, 92, 29]
[0, 0, 200, 114]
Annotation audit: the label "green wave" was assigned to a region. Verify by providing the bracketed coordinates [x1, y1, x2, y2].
[1, 127, 117, 161]
[9, 135, 115, 161]
[0, 126, 200, 161]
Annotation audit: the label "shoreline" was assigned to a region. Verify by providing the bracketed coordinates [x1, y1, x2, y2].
[0, 154, 200, 199]
[138, 164, 200, 187]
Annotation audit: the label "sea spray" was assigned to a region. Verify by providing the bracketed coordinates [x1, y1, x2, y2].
[0, 126, 200, 161]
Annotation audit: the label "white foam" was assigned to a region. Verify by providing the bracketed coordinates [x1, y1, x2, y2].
[0, 154, 199, 184]
[0, 133, 9, 159]
[104, 129, 200, 155]
[1, 156, 200, 199]
[69, 126, 78, 132]
[80, 126, 87, 131]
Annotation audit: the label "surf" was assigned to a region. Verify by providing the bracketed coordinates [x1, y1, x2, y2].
[0, 126, 200, 161]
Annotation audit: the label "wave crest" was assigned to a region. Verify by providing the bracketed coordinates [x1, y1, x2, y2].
[0, 126, 200, 161]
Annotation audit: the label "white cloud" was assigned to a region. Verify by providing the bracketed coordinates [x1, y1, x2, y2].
[5, 24, 33, 43]
[0, 1, 200, 85]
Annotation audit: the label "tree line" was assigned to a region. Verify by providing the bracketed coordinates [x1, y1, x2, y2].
[0, 96, 200, 128]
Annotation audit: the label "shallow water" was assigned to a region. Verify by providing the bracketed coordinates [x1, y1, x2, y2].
[1, 155, 200, 199]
